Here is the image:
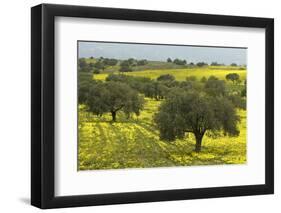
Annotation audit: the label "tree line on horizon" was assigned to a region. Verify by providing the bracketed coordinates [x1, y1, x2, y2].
[78, 57, 245, 74]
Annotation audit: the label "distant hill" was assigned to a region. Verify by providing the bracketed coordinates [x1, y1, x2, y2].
[79, 57, 246, 74]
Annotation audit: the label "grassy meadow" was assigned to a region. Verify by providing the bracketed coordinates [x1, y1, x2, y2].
[78, 98, 246, 170]
[78, 65, 247, 170]
[93, 67, 246, 81]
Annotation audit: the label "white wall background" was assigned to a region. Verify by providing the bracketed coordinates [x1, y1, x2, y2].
[0, 0, 279, 212]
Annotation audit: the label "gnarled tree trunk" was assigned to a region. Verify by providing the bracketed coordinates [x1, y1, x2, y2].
[194, 133, 204, 152]
[111, 111, 116, 122]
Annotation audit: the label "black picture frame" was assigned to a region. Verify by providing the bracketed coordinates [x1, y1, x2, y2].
[31, 3, 274, 209]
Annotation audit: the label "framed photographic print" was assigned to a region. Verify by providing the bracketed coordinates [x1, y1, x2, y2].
[31, 3, 274, 209]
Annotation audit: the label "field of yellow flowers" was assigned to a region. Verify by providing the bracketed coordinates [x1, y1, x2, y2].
[78, 98, 246, 170]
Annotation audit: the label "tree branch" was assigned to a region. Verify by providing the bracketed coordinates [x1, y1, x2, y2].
[112, 104, 125, 112]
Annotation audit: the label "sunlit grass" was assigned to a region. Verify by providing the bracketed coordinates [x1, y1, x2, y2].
[93, 67, 246, 82]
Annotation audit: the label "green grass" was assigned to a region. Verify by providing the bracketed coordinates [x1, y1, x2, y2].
[78, 98, 246, 170]
[93, 67, 246, 81]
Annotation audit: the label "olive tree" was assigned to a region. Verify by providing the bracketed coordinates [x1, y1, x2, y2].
[78, 72, 95, 104]
[154, 89, 240, 152]
[225, 73, 240, 84]
[86, 82, 144, 121]
[157, 74, 175, 82]
[143, 81, 169, 100]
[241, 80, 247, 97]
[119, 60, 132, 72]
[204, 76, 226, 96]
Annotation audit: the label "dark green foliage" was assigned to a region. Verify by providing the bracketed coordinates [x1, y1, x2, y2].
[136, 59, 148, 66]
[241, 88, 246, 97]
[226, 73, 240, 84]
[167, 58, 172, 63]
[186, 76, 197, 81]
[86, 81, 144, 121]
[154, 89, 240, 151]
[210, 62, 224, 66]
[157, 74, 175, 82]
[201, 76, 207, 83]
[179, 78, 202, 91]
[127, 58, 135, 65]
[78, 58, 87, 69]
[93, 60, 105, 71]
[106, 73, 172, 101]
[79, 81, 92, 104]
[143, 82, 169, 100]
[211, 62, 219, 66]
[227, 95, 246, 110]
[86, 83, 109, 117]
[119, 65, 132, 72]
[103, 58, 118, 66]
[106, 73, 129, 82]
[105, 74, 151, 93]
[231, 63, 237, 66]
[179, 81, 193, 90]
[119, 60, 133, 72]
[79, 57, 118, 74]
[78, 58, 92, 72]
[123, 92, 145, 118]
[93, 68, 101, 74]
[204, 76, 226, 96]
[196, 62, 208, 67]
[241, 80, 247, 97]
[78, 72, 96, 104]
[173, 58, 187, 65]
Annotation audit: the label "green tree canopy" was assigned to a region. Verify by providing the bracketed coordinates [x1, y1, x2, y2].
[154, 89, 240, 152]
[78, 58, 87, 69]
[173, 58, 187, 65]
[136, 59, 148, 66]
[93, 60, 105, 70]
[241, 80, 247, 97]
[204, 76, 226, 96]
[196, 62, 208, 67]
[78, 72, 95, 104]
[225, 73, 240, 84]
[211, 62, 219, 66]
[78, 58, 92, 72]
[167, 58, 172, 63]
[86, 82, 144, 121]
[103, 58, 118, 66]
[186, 76, 197, 82]
[119, 60, 133, 72]
[142, 81, 169, 100]
[157, 74, 175, 82]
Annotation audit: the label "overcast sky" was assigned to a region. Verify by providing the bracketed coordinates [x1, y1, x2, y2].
[78, 41, 247, 65]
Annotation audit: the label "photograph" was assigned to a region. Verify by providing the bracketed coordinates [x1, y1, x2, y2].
[78, 41, 247, 171]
